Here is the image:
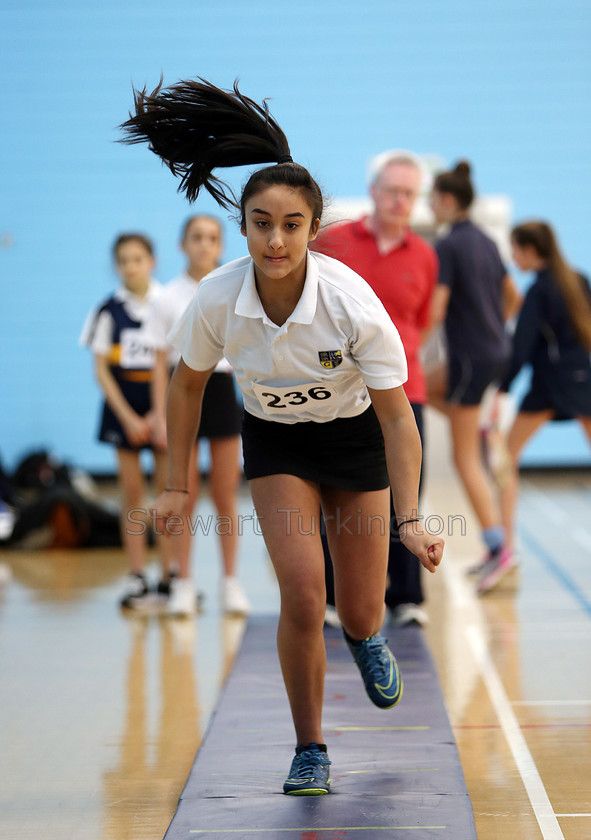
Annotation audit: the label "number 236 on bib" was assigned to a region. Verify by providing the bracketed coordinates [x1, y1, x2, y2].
[252, 381, 336, 415]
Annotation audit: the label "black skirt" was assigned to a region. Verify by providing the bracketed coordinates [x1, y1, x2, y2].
[198, 371, 243, 439]
[521, 370, 591, 420]
[241, 405, 389, 491]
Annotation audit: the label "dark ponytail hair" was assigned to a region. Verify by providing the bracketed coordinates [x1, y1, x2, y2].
[119, 77, 323, 224]
[512, 221, 591, 351]
[433, 160, 474, 210]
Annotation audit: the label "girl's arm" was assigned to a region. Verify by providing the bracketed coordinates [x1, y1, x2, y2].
[150, 349, 170, 449]
[426, 284, 451, 335]
[94, 354, 151, 446]
[499, 284, 543, 392]
[502, 274, 523, 322]
[368, 385, 444, 573]
[153, 359, 214, 519]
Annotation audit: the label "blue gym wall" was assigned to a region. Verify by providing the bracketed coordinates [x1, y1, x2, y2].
[1, 0, 590, 473]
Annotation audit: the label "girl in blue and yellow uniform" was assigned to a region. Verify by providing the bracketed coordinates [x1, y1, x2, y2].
[81, 233, 172, 609]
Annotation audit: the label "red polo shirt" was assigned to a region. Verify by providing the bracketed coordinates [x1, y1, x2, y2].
[313, 219, 438, 404]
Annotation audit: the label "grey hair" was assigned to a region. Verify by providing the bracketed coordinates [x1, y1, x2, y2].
[367, 149, 423, 186]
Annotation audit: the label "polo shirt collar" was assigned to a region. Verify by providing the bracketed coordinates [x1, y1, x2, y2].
[234, 253, 318, 326]
[114, 279, 159, 304]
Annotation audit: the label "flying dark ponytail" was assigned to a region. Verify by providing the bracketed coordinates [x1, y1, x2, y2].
[119, 77, 292, 209]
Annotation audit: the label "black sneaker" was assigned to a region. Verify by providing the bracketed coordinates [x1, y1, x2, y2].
[156, 568, 178, 601]
[119, 572, 150, 610]
[283, 744, 331, 795]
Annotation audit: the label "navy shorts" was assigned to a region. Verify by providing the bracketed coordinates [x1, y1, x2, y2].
[241, 405, 389, 492]
[446, 356, 508, 406]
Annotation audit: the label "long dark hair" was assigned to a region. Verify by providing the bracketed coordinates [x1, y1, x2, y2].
[119, 77, 323, 224]
[512, 221, 591, 351]
[433, 160, 474, 210]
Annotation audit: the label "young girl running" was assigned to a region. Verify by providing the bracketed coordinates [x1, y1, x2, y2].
[120, 78, 444, 794]
[496, 221, 591, 583]
[80, 234, 174, 609]
[151, 215, 249, 616]
[428, 161, 521, 593]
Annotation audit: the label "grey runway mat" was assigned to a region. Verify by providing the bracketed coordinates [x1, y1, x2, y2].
[164, 616, 476, 839]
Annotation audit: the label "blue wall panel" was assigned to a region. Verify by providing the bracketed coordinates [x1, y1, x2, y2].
[1, 0, 590, 471]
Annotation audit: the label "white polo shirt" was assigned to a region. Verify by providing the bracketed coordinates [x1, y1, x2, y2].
[151, 271, 231, 371]
[169, 251, 407, 424]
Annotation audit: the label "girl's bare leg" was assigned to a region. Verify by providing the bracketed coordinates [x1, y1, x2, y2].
[578, 416, 591, 444]
[448, 404, 501, 530]
[117, 449, 146, 573]
[426, 363, 450, 416]
[320, 485, 390, 639]
[209, 436, 241, 577]
[249, 474, 326, 746]
[501, 411, 553, 550]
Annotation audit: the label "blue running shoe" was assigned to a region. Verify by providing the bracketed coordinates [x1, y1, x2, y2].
[283, 744, 331, 795]
[344, 631, 403, 708]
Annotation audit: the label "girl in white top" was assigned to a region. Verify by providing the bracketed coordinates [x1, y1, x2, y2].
[151, 216, 249, 616]
[120, 78, 444, 795]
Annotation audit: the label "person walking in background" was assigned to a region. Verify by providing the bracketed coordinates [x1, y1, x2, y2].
[497, 221, 591, 580]
[151, 215, 249, 617]
[120, 77, 444, 795]
[80, 233, 174, 610]
[314, 151, 438, 627]
[428, 161, 522, 594]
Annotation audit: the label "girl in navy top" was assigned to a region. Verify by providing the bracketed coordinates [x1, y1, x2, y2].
[119, 77, 443, 795]
[80, 234, 175, 610]
[428, 162, 521, 593]
[499, 221, 591, 557]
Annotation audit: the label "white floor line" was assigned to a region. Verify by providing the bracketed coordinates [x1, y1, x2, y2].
[441, 558, 565, 840]
[523, 484, 568, 526]
[572, 525, 591, 551]
[512, 700, 591, 706]
[466, 626, 565, 840]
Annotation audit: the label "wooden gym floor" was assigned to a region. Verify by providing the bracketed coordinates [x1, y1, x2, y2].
[1, 409, 590, 839]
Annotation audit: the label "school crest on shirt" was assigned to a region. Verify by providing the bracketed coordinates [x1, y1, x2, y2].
[318, 350, 343, 369]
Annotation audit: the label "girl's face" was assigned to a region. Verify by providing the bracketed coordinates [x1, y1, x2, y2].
[115, 240, 154, 294]
[429, 189, 457, 225]
[511, 241, 539, 272]
[242, 185, 320, 288]
[182, 217, 223, 275]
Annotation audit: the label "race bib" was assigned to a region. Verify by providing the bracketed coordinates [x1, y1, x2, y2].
[120, 328, 155, 369]
[252, 381, 336, 415]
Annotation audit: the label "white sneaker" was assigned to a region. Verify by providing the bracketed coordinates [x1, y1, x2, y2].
[166, 578, 198, 617]
[324, 605, 341, 628]
[221, 576, 251, 616]
[390, 603, 428, 627]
